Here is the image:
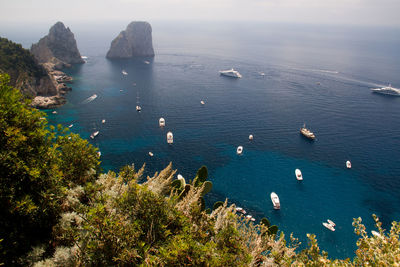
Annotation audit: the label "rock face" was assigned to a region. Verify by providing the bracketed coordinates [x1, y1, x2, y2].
[0, 37, 72, 108]
[31, 22, 84, 69]
[106, 21, 154, 59]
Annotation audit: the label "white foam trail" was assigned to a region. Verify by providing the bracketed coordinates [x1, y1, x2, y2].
[82, 94, 97, 104]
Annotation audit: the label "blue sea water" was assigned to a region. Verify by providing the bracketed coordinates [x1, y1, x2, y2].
[2, 21, 400, 259]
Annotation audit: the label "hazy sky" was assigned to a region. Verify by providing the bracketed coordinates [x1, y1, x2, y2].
[1, 0, 399, 26]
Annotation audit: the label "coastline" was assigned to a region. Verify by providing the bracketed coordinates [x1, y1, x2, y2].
[31, 63, 73, 109]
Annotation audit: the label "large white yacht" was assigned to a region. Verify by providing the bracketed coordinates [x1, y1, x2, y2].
[371, 84, 400, 96]
[270, 192, 280, 210]
[219, 68, 242, 78]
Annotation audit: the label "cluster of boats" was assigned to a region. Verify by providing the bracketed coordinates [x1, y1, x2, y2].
[322, 219, 336, 231]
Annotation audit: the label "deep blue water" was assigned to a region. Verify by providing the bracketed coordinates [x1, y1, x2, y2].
[2, 21, 400, 259]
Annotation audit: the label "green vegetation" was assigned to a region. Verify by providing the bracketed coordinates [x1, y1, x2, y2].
[1, 72, 400, 266]
[0, 38, 46, 87]
[0, 73, 99, 265]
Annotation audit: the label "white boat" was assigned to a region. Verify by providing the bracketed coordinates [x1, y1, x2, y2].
[237, 146, 243, 155]
[235, 207, 247, 214]
[52, 111, 57, 114]
[346, 160, 352, 169]
[159, 118, 165, 127]
[246, 215, 256, 221]
[300, 123, 316, 140]
[148, 152, 154, 157]
[136, 93, 141, 111]
[295, 169, 303, 181]
[323, 222, 335, 231]
[143, 60, 150, 64]
[249, 134, 254, 140]
[270, 192, 280, 210]
[102, 119, 106, 124]
[371, 230, 382, 238]
[371, 84, 400, 96]
[122, 70, 128, 75]
[177, 174, 186, 186]
[167, 131, 173, 144]
[90, 131, 99, 139]
[83, 94, 97, 104]
[219, 68, 242, 78]
[200, 100, 205, 105]
[68, 124, 73, 128]
[327, 219, 336, 227]
[97, 151, 101, 157]
[81, 56, 88, 59]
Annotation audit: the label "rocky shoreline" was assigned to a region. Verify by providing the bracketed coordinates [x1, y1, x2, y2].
[31, 63, 73, 109]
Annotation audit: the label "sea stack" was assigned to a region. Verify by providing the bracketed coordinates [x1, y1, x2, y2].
[31, 22, 84, 69]
[106, 21, 154, 59]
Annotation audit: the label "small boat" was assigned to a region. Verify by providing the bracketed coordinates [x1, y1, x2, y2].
[219, 68, 242, 78]
[81, 56, 88, 59]
[327, 219, 336, 227]
[159, 118, 165, 127]
[143, 60, 150, 64]
[102, 119, 106, 124]
[122, 70, 128, 75]
[68, 124, 73, 128]
[200, 100, 205, 105]
[177, 174, 186, 186]
[136, 92, 141, 111]
[346, 160, 351, 169]
[148, 152, 154, 157]
[97, 151, 101, 157]
[371, 230, 382, 238]
[246, 215, 256, 221]
[120, 89, 123, 92]
[237, 146, 243, 155]
[295, 169, 303, 181]
[90, 131, 99, 139]
[270, 192, 280, 210]
[249, 134, 254, 140]
[52, 111, 57, 114]
[323, 222, 335, 231]
[300, 123, 316, 140]
[235, 207, 247, 214]
[371, 84, 400, 96]
[259, 72, 266, 76]
[83, 94, 98, 104]
[167, 131, 173, 144]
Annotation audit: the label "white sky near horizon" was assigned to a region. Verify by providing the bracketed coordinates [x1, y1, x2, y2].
[0, 0, 399, 27]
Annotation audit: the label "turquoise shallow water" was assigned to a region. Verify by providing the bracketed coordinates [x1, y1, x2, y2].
[3, 21, 400, 259]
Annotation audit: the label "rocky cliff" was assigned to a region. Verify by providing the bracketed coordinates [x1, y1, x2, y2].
[31, 22, 84, 69]
[0, 37, 70, 108]
[106, 21, 154, 59]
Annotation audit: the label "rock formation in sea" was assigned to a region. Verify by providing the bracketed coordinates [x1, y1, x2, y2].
[31, 21, 84, 69]
[106, 21, 155, 59]
[0, 37, 71, 108]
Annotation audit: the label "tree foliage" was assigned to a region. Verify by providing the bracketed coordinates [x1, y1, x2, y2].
[0, 73, 99, 265]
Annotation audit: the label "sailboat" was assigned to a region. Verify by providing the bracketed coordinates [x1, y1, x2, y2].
[136, 92, 142, 111]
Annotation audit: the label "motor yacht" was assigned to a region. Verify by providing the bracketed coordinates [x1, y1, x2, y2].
[295, 169, 303, 181]
[371, 84, 400, 96]
[219, 68, 242, 78]
[346, 160, 352, 169]
[237, 146, 243, 155]
[159, 117, 165, 127]
[167, 132, 173, 144]
[300, 123, 316, 140]
[270, 192, 280, 209]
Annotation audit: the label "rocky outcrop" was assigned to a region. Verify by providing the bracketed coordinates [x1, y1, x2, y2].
[106, 21, 154, 59]
[0, 37, 73, 108]
[31, 22, 84, 69]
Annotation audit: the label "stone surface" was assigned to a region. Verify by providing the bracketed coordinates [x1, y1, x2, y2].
[106, 21, 155, 59]
[31, 22, 84, 69]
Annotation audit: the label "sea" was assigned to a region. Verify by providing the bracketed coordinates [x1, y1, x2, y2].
[2, 21, 400, 259]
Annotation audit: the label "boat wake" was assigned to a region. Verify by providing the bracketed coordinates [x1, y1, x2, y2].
[82, 94, 97, 104]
